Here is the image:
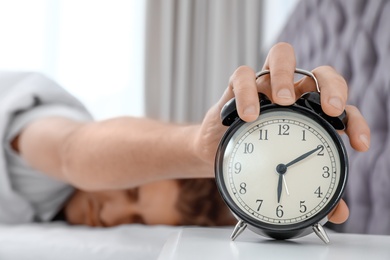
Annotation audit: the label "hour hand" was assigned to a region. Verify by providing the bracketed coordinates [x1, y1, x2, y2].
[285, 145, 323, 168]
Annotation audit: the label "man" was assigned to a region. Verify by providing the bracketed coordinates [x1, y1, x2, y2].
[3, 43, 369, 226]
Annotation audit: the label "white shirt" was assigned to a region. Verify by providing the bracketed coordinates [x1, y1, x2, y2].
[0, 71, 92, 223]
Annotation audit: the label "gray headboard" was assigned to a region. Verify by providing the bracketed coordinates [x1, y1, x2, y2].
[277, 0, 390, 234]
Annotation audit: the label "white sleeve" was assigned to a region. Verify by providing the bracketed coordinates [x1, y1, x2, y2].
[0, 71, 93, 224]
[5, 104, 92, 145]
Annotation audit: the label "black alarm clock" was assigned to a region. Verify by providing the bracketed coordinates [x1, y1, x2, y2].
[215, 69, 348, 244]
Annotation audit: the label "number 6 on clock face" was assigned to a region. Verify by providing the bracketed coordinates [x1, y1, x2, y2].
[225, 109, 340, 222]
[215, 69, 348, 244]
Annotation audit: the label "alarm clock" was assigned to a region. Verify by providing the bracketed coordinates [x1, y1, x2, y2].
[215, 69, 348, 244]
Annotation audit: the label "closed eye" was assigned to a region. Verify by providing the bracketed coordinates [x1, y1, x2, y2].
[131, 214, 145, 225]
[127, 187, 139, 202]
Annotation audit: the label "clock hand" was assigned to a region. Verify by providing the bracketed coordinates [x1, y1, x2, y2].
[275, 145, 321, 203]
[277, 173, 283, 203]
[282, 175, 290, 195]
[276, 145, 323, 203]
[285, 145, 323, 168]
[277, 171, 290, 203]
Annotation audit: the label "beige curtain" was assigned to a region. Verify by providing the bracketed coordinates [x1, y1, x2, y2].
[144, 0, 263, 123]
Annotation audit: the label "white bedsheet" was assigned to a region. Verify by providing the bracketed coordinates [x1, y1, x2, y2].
[0, 222, 181, 260]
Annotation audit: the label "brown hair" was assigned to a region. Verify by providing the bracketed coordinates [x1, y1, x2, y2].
[175, 178, 235, 226]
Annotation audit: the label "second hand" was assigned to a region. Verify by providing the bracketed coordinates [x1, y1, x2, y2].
[282, 175, 290, 195]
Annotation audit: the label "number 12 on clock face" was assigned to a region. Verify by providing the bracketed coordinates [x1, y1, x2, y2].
[216, 105, 347, 243]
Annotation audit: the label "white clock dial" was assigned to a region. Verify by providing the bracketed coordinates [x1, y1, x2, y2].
[222, 109, 341, 225]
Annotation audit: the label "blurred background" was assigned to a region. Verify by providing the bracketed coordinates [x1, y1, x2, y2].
[0, 0, 299, 121]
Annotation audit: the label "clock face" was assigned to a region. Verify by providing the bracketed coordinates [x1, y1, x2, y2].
[215, 105, 347, 230]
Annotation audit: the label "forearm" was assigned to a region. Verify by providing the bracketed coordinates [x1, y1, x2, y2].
[60, 117, 213, 190]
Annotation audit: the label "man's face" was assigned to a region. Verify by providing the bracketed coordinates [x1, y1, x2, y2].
[64, 180, 181, 227]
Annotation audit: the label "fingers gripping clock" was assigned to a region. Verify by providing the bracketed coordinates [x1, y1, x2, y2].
[215, 69, 348, 244]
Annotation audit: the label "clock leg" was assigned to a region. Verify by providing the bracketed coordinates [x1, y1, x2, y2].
[230, 220, 247, 241]
[312, 223, 330, 244]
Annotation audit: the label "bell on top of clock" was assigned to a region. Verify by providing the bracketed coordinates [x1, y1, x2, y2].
[215, 69, 348, 244]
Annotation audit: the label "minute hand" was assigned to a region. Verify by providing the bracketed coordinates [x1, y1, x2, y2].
[285, 145, 323, 168]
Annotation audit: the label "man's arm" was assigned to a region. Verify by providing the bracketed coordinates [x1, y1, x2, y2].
[15, 116, 211, 191]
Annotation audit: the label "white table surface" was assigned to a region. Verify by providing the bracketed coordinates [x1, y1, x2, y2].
[0, 223, 181, 260]
[158, 227, 390, 260]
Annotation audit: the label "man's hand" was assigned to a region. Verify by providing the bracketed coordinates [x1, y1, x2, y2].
[195, 42, 370, 224]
